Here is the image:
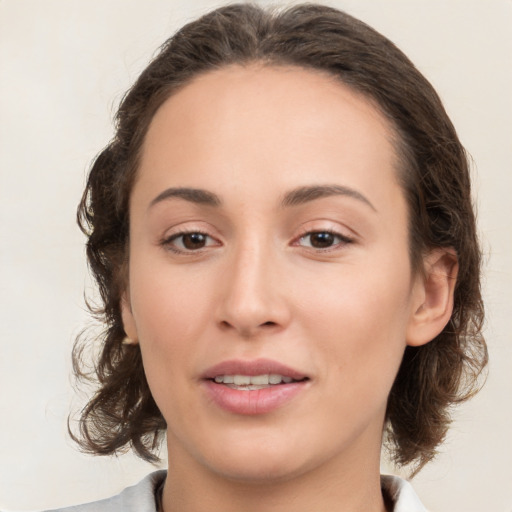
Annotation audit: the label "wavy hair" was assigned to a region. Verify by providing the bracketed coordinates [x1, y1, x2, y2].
[71, 3, 487, 472]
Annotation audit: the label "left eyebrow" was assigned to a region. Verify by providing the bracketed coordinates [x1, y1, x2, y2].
[280, 184, 377, 211]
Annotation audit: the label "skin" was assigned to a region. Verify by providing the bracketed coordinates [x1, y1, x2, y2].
[122, 65, 457, 512]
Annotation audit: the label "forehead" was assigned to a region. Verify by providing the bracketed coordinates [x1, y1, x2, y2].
[145, 64, 394, 148]
[138, 64, 401, 210]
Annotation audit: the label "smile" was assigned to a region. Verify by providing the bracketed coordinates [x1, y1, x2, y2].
[202, 359, 310, 415]
[213, 374, 296, 389]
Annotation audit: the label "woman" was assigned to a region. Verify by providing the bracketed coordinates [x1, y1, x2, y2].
[53, 3, 487, 511]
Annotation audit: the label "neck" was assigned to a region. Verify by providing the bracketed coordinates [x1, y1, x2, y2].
[161, 440, 388, 512]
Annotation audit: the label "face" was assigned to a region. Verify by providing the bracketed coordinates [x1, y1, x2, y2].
[122, 65, 427, 483]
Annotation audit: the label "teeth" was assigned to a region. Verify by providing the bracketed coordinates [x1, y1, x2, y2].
[213, 374, 296, 386]
[269, 374, 281, 384]
[233, 375, 251, 385]
[251, 375, 269, 385]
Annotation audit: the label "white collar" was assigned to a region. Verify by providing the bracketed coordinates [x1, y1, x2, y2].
[381, 474, 428, 512]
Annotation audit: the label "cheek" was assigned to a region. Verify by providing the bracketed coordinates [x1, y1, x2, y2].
[127, 259, 216, 388]
[296, 258, 412, 390]
[129, 244, 215, 328]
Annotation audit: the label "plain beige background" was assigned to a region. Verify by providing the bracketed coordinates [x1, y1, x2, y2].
[0, 1, 511, 511]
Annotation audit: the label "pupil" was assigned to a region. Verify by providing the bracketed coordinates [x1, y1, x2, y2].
[311, 232, 334, 248]
[183, 233, 206, 249]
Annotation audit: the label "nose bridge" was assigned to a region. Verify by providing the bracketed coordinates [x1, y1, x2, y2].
[217, 232, 288, 335]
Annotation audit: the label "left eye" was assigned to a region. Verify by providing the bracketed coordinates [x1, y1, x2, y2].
[165, 232, 216, 251]
[297, 231, 350, 249]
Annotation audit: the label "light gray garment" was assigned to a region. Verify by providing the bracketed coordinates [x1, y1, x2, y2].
[45, 471, 427, 512]
[381, 474, 428, 512]
[44, 471, 166, 512]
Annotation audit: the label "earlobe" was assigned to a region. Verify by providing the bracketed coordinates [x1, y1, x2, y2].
[407, 248, 458, 347]
[121, 292, 139, 344]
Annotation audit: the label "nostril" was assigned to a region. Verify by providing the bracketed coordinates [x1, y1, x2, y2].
[216, 319, 280, 335]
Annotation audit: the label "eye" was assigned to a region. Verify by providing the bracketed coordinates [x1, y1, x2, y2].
[163, 231, 218, 252]
[297, 231, 352, 249]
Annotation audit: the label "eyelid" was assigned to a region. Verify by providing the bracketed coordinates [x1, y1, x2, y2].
[160, 227, 222, 254]
[295, 230, 353, 247]
[291, 222, 356, 252]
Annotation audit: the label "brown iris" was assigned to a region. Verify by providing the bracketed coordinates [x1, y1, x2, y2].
[181, 233, 208, 250]
[308, 232, 336, 248]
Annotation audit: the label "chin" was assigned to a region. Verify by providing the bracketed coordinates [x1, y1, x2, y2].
[209, 455, 309, 485]
[194, 432, 319, 484]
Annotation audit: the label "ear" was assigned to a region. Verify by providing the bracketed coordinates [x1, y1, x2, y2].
[406, 248, 458, 347]
[121, 292, 139, 343]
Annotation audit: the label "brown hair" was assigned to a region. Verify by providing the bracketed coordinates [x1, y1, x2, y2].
[72, 3, 487, 472]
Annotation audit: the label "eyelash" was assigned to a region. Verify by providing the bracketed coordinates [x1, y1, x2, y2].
[293, 229, 354, 251]
[161, 229, 354, 255]
[161, 231, 219, 254]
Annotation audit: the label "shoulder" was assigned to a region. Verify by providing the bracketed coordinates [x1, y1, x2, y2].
[381, 474, 428, 512]
[43, 470, 167, 512]
[44, 471, 424, 512]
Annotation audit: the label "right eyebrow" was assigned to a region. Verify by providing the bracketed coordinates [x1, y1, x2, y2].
[148, 187, 222, 210]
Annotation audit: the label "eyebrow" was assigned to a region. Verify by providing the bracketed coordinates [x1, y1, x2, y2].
[281, 184, 376, 211]
[149, 187, 222, 209]
[148, 184, 376, 211]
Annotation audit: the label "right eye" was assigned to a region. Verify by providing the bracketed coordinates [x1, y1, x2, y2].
[163, 231, 218, 253]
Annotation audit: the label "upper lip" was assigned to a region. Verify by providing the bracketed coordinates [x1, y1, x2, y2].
[201, 358, 308, 381]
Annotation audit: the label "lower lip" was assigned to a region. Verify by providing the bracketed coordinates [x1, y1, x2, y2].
[202, 380, 308, 415]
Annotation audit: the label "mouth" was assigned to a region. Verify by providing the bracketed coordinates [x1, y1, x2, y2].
[201, 359, 310, 415]
[210, 373, 308, 390]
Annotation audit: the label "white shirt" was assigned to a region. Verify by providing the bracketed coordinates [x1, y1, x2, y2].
[45, 471, 427, 512]
[381, 474, 428, 512]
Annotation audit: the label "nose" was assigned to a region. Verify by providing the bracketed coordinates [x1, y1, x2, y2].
[215, 241, 291, 338]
